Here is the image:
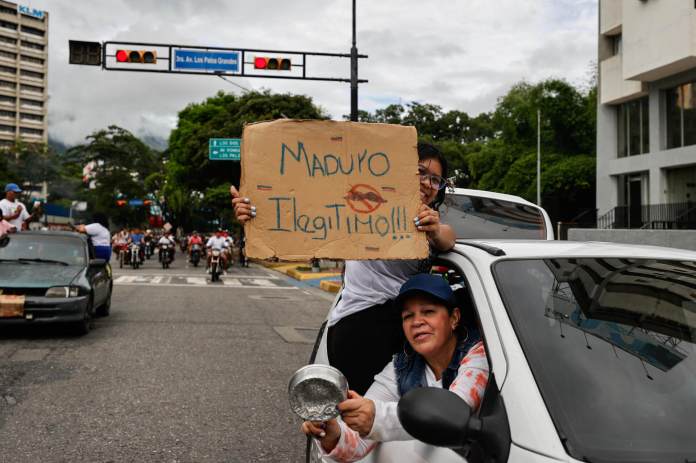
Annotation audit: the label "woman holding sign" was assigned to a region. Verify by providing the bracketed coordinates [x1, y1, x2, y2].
[231, 142, 455, 394]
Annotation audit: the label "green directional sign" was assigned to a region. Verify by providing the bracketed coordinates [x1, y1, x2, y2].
[209, 138, 241, 161]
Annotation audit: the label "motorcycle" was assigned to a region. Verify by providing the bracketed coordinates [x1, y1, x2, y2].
[159, 243, 173, 269]
[144, 240, 153, 260]
[210, 249, 222, 282]
[190, 243, 202, 267]
[129, 243, 141, 269]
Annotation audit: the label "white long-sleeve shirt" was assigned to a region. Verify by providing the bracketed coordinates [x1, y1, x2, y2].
[319, 341, 489, 462]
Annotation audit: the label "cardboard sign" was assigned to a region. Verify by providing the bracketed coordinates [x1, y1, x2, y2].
[240, 120, 429, 261]
[0, 295, 24, 318]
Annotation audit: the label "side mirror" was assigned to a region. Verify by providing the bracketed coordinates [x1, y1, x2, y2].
[397, 387, 472, 448]
[89, 258, 107, 267]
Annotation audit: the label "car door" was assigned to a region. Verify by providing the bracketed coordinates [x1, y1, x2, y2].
[85, 240, 107, 306]
[308, 252, 508, 463]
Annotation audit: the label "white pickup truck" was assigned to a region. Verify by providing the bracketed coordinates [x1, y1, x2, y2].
[305, 189, 696, 463]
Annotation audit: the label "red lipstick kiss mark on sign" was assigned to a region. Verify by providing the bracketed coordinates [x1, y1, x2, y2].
[344, 184, 388, 214]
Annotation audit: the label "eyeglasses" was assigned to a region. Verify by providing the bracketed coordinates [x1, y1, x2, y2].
[418, 166, 447, 190]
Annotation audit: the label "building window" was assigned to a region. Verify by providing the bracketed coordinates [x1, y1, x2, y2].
[0, 123, 15, 133]
[666, 82, 696, 149]
[19, 126, 42, 135]
[20, 69, 42, 79]
[612, 35, 622, 56]
[0, 50, 15, 60]
[0, 95, 15, 104]
[19, 25, 43, 37]
[0, 20, 17, 31]
[0, 35, 16, 45]
[20, 112, 42, 122]
[20, 54, 43, 65]
[0, 79, 15, 89]
[20, 40, 43, 51]
[0, 110, 14, 118]
[20, 97, 41, 108]
[0, 64, 15, 75]
[617, 97, 649, 157]
[0, 6, 17, 15]
[19, 83, 42, 93]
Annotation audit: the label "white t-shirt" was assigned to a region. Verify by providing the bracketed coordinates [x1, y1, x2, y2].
[84, 223, 111, 247]
[0, 199, 30, 231]
[327, 259, 425, 327]
[206, 236, 228, 250]
[158, 236, 174, 246]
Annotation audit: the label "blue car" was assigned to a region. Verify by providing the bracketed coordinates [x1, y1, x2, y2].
[0, 231, 112, 335]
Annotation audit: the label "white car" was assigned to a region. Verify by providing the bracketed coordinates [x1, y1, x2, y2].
[306, 191, 696, 462]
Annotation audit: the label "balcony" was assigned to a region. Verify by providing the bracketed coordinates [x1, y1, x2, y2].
[600, 54, 647, 105]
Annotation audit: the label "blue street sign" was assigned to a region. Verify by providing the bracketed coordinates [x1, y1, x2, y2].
[209, 138, 241, 161]
[174, 49, 240, 73]
[128, 199, 144, 206]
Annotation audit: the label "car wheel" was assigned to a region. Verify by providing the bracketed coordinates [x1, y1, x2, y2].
[72, 298, 93, 336]
[96, 286, 112, 317]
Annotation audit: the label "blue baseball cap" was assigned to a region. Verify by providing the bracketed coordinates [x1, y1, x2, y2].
[4, 183, 21, 193]
[394, 273, 455, 311]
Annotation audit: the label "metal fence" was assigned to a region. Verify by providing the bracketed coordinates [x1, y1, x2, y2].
[597, 201, 696, 230]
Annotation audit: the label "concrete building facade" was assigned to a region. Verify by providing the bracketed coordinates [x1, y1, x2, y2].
[0, 0, 47, 148]
[597, 0, 696, 229]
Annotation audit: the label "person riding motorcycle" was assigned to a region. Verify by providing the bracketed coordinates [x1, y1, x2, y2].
[206, 230, 228, 273]
[188, 231, 204, 261]
[128, 228, 145, 264]
[158, 233, 175, 264]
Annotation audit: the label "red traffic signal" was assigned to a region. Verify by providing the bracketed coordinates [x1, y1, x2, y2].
[116, 49, 157, 64]
[253, 57, 291, 71]
[116, 200, 126, 207]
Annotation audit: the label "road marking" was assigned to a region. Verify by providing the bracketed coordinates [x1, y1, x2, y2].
[114, 274, 294, 289]
[115, 283, 298, 290]
[186, 277, 207, 285]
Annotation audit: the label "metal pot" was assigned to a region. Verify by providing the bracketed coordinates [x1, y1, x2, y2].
[288, 364, 348, 421]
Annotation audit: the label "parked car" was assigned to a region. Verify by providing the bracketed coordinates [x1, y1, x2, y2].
[0, 231, 112, 335]
[305, 190, 696, 462]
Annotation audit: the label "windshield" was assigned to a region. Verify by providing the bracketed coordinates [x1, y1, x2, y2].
[0, 234, 86, 266]
[494, 258, 696, 462]
[441, 193, 547, 239]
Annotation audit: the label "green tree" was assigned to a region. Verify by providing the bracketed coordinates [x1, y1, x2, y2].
[164, 90, 326, 230]
[65, 126, 162, 227]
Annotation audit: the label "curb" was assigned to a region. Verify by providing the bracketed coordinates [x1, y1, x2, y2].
[286, 268, 342, 281]
[320, 280, 341, 293]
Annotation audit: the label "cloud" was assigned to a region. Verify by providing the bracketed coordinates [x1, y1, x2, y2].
[29, 0, 597, 145]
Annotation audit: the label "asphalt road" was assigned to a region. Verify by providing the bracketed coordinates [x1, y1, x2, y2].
[0, 251, 334, 462]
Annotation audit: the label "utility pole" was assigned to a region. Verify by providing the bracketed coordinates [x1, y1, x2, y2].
[537, 108, 541, 207]
[350, 0, 358, 122]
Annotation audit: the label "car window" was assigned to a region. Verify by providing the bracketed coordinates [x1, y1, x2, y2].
[494, 258, 696, 463]
[0, 234, 86, 266]
[441, 193, 547, 239]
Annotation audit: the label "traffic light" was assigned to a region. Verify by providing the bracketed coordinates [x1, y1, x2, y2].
[254, 57, 291, 70]
[115, 49, 157, 64]
[116, 199, 126, 207]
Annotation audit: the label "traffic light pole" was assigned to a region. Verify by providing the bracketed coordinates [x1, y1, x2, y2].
[350, 0, 358, 122]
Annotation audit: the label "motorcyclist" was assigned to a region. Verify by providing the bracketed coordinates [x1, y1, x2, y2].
[158, 233, 175, 264]
[206, 229, 228, 273]
[187, 231, 204, 261]
[128, 228, 145, 264]
[143, 229, 154, 258]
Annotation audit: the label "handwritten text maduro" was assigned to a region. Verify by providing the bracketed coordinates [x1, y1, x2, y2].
[268, 197, 412, 240]
[280, 142, 390, 177]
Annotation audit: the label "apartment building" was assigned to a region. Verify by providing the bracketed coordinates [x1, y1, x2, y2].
[0, 0, 47, 148]
[597, 0, 696, 229]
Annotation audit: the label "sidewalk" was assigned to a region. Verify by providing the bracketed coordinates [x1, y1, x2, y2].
[255, 261, 342, 293]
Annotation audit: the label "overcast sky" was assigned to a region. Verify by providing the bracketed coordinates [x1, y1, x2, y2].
[26, 0, 597, 146]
